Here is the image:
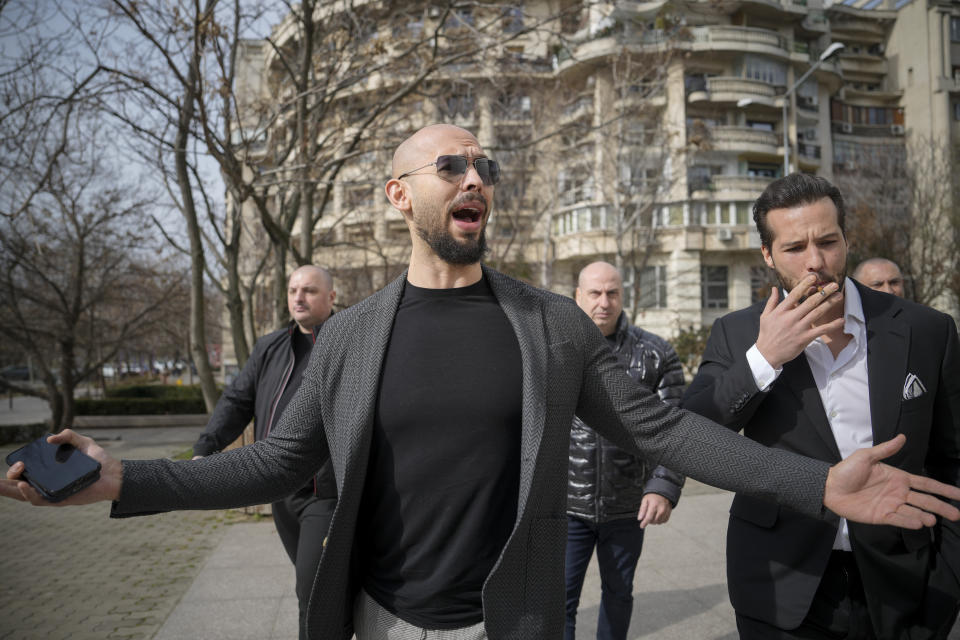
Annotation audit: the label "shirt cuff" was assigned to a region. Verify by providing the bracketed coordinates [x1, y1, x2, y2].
[746, 344, 781, 391]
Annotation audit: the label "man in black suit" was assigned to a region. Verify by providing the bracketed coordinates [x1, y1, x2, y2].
[683, 174, 960, 639]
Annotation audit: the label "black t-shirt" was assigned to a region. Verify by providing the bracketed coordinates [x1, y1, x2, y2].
[358, 275, 523, 628]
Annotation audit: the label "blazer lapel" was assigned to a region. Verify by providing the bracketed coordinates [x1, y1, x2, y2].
[859, 284, 909, 445]
[339, 272, 406, 484]
[484, 267, 546, 519]
[781, 355, 843, 461]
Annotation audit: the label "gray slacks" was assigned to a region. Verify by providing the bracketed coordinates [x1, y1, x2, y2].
[353, 590, 487, 640]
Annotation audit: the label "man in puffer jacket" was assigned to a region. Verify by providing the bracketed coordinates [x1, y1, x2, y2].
[566, 261, 686, 640]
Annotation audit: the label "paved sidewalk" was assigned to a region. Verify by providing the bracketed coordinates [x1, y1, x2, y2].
[0, 428, 238, 640]
[0, 394, 50, 426]
[153, 482, 739, 640]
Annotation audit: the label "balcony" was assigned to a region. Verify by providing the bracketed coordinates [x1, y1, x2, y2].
[797, 142, 821, 167]
[800, 11, 828, 33]
[935, 76, 960, 92]
[838, 53, 887, 76]
[707, 126, 780, 155]
[711, 175, 773, 196]
[688, 25, 789, 59]
[832, 122, 905, 137]
[560, 95, 594, 124]
[843, 85, 903, 101]
[689, 77, 782, 107]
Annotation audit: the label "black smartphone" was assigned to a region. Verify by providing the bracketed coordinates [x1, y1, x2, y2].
[5, 434, 101, 502]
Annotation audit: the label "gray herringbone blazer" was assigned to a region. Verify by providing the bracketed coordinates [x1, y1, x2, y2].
[114, 267, 831, 639]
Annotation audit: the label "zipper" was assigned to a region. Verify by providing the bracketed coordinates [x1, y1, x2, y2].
[265, 330, 297, 437]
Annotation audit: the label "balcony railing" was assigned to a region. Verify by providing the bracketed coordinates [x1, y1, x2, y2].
[709, 126, 779, 151]
[711, 175, 774, 193]
[694, 77, 780, 105]
[561, 95, 594, 118]
[689, 26, 787, 53]
[832, 122, 905, 137]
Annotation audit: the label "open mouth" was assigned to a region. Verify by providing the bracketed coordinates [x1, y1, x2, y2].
[452, 205, 483, 223]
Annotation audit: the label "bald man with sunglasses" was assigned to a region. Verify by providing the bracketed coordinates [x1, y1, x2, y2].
[5, 124, 960, 640]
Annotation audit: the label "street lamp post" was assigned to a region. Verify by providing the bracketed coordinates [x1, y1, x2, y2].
[738, 42, 844, 176]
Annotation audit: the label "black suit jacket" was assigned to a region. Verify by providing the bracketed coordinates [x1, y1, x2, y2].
[682, 281, 960, 637]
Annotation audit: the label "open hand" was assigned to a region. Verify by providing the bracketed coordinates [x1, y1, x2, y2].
[755, 274, 844, 370]
[1, 429, 122, 506]
[637, 493, 673, 528]
[824, 434, 960, 528]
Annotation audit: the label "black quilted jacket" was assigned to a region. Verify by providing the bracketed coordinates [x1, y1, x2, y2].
[567, 313, 686, 522]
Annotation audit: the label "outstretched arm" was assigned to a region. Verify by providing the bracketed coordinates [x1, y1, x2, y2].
[825, 434, 960, 529]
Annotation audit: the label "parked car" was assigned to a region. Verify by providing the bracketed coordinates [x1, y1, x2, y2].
[0, 365, 30, 381]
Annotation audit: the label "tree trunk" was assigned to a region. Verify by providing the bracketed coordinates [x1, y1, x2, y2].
[58, 339, 76, 430]
[174, 0, 220, 412]
[225, 246, 250, 368]
[46, 380, 63, 432]
[272, 246, 288, 330]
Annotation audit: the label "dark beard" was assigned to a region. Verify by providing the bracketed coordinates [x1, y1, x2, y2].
[417, 226, 488, 265]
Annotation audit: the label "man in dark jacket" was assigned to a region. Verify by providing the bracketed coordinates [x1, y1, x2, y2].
[565, 261, 685, 640]
[191, 264, 337, 635]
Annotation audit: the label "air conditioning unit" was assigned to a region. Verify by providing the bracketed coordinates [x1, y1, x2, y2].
[890, 124, 905, 135]
[840, 123, 853, 133]
[716, 228, 734, 241]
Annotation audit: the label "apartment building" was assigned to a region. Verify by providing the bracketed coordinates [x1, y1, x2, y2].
[225, 0, 958, 371]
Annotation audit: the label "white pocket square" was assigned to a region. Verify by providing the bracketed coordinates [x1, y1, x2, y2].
[902, 373, 927, 400]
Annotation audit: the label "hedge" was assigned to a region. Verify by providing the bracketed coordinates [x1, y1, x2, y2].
[106, 384, 207, 400]
[75, 384, 221, 415]
[75, 396, 208, 415]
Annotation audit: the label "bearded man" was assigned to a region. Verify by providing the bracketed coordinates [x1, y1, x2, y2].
[683, 173, 960, 639]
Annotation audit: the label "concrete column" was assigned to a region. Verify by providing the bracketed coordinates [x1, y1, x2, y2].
[477, 87, 495, 149]
[594, 70, 614, 203]
[664, 59, 687, 202]
[669, 247, 704, 330]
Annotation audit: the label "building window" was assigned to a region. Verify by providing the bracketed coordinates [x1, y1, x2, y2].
[951, 17, 960, 42]
[558, 170, 595, 206]
[637, 265, 668, 309]
[954, 102, 960, 122]
[701, 266, 729, 309]
[502, 7, 524, 33]
[496, 93, 531, 120]
[741, 55, 786, 87]
[747, 163, 779, 178]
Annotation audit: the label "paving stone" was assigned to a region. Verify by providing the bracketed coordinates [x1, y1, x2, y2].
[0, 428, 236, 640]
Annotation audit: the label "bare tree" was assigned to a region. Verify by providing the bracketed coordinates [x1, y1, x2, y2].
[0, 150, 180, 429]
[837, 135, 960, 311]
[0, 2, 107, 220]
[222, 1, 588, 321]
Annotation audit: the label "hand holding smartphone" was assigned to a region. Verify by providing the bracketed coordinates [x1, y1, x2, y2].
[5, 433, 101, 502]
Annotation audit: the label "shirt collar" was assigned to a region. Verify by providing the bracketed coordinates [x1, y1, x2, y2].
[841, 277, 865, 328]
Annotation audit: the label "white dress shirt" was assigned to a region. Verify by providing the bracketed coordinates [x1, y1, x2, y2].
[746, 278, 872, 550]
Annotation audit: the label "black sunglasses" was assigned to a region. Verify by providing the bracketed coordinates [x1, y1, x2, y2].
[397, 155, 501, 186]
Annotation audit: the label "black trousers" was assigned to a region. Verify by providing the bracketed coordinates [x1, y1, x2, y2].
[271, 491, 336, 640]
[736, 551, 876, 640]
